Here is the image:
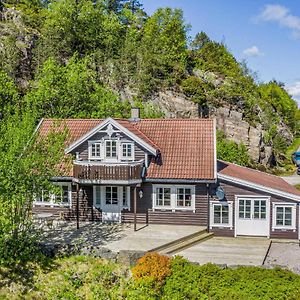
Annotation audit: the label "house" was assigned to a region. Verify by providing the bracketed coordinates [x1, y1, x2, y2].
[34, 108, 300, 239]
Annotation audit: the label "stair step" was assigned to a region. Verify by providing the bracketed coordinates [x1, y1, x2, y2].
[163, 232, 214, 255]
[149, 228, 208, 253]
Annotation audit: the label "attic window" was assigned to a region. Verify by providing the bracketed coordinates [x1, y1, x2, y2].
[90, 143, 102, 159]
[105, 140, 117, 158]
[121, 143, 134, 160]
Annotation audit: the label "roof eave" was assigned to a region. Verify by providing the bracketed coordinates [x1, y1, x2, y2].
[218, 173, 300, 202]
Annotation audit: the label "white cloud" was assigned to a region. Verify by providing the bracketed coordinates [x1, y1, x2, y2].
[257, 4, 300, 37]
[286, 81, 300, 106]
[242, 45, 264, 57]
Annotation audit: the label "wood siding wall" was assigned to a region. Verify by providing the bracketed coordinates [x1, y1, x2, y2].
[212, 180, 299, 239]
[72, 128, 148, 162]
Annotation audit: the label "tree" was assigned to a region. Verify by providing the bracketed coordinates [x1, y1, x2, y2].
[26, 55, 131, 119]
[0, 109, 67, 265]
[137, 8, 188, 96]
[0, 70, 19, 115]
[36, 0, 124, 64]
[190, 31, 210, 51]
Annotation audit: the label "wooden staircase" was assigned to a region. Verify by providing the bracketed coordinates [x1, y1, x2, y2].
[149, 229, 214, 255]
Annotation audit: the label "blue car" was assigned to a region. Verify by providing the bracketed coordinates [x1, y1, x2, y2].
[292, 151, 300, 166]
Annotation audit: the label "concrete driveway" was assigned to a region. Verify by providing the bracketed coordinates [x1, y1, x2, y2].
[176, 237, 270, 266]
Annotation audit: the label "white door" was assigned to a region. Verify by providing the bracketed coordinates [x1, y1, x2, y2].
[102, 186, 121, 222]
[235, 197, 269, 237]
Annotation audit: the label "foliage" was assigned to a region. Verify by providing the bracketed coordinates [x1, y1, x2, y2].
[131, 252, 171, 287]
[0, 110, 67, 266]
[161, 256, 300, 300]
[217, 131, 250, 166]
[1, 255, 300, 299]
[26, 55, 132, 119]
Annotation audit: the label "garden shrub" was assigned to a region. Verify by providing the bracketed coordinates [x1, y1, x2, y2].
[131, 252, 172, 287]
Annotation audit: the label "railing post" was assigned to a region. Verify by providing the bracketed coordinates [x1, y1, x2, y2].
[134, 185, 137, 232]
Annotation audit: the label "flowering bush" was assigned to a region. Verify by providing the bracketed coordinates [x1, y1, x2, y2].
[131, 252, 172, 287]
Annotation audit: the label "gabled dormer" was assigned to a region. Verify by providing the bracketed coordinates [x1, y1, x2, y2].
[65, 116, 159, 184]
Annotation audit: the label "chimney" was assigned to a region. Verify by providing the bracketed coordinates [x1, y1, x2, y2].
[130, 107, 140, 122]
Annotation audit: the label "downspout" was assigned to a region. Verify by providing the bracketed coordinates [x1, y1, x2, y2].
[207, 183, 210, 233]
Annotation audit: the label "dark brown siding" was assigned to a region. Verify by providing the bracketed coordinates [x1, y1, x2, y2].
[122, 183, 208, 226]
[217, 180, 299, 239]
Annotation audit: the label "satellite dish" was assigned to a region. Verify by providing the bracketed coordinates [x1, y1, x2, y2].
[216, 186, 225, 201]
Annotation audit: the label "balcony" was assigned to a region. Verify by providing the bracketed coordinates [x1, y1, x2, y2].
[73, 160, 144, 184]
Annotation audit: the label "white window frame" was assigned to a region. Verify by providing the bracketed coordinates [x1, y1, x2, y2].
[272, 203, 297, 230]
[34, 182, 72, 207]
[152, 185, 195, 211]
[120, 142, 134, 160]
[93, 186, 130, 210]
[210, 200, 233, 228]
[88, 141, 103, 160]
[105, 140, 118, 160]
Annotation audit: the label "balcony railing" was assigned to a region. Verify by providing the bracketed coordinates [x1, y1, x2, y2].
[73, 161, 143, 182]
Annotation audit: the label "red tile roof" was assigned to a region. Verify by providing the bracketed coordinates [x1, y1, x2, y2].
[218, 160, 300, 197]
[38, 118, 216, 180]
[133, 119, 216, 180]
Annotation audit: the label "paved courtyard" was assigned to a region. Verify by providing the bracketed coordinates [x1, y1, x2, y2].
[264, 242, 300, 274]
[176, 237, 271, 266]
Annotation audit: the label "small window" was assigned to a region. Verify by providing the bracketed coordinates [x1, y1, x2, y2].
[213, 204, 229, 224]
[176, 188, 192, 207]
[35, 184, 70, 205]
[276, 206, 292, 226]
[90, 143, 102, 159]
[105, 140, 117, 158]
[156, 187, 171, 207]
[94, 186, 101, 206]
[122, 186, 128, 207]
[122, 143, 133, 159]
[105, 186, 118, 205]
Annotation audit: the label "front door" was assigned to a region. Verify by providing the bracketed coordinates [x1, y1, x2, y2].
[102, 186, 121, 222]
[235, 197, 270, 237]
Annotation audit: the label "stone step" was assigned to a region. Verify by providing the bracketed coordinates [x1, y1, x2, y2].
[149, 229, 213, 255]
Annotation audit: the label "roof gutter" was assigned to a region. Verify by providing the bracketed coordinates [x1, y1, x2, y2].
[145, 178, 217, 184]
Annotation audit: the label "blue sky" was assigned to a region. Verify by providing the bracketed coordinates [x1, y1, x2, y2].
[142, 1, 300, 105]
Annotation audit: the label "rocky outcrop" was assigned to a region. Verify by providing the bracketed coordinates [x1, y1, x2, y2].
[147, 90, 293, 166]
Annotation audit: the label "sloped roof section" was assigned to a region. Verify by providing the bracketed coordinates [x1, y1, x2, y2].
[133, 119, 216, 180]
[39, 118, 216, 180]
[218, 160, 300, 198]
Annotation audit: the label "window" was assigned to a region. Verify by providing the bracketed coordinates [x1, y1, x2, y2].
[273, 204, 296, 230]
[239, 199, 251, 219]
[210, 201, 233, 228]
[276, 206, 292, 226]
[122, 186, 129, 207]
[106, 186, 118, 205]
[122, 143, 133, 159]
[91, 143, 101, 158]
[156, 187, 171, 207]
[105, 140, 117, 158]
[176, 188, 192, 207]
[153, 185, 195, 210]
[35, 183, 71, 206]
[94, 186, 101, 207]
[213, 204, 229, 224]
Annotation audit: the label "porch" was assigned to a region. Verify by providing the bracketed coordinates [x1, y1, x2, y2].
[39, 222, 204, 252]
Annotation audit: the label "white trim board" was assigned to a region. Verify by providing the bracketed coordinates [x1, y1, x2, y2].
[218, 173, 300, 202]
[65, 118, 157, 155]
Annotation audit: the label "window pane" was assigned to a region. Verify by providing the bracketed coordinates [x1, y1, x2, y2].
[122, 187, 128, 206]
[62, 186, 69, 203]
[95, 186, 101, 205]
